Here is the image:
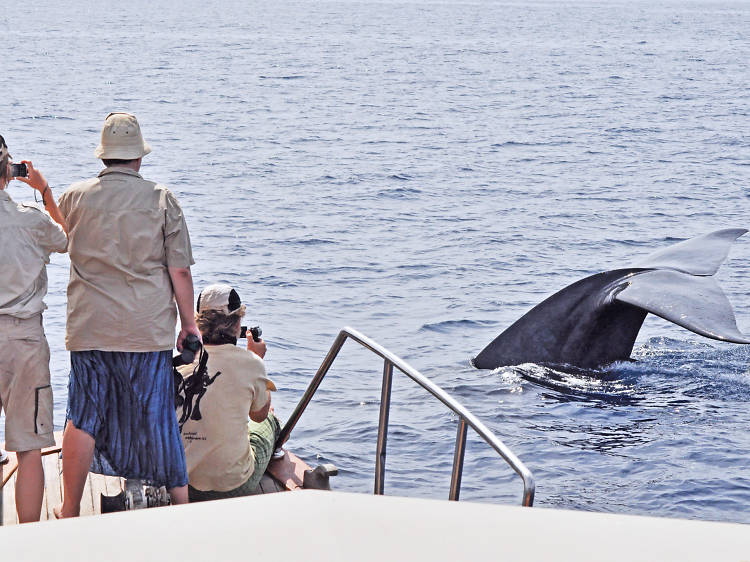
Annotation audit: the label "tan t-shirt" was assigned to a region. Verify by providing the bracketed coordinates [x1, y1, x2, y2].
[0, 190, 67, 318]
[58, 167, 193, 351]
[177, 344, 276, 492]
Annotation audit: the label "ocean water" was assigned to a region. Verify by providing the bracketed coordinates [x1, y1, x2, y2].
[2, 0, 750, 524]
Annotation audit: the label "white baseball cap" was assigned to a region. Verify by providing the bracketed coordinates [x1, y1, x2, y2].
[196, 284, 246, 316]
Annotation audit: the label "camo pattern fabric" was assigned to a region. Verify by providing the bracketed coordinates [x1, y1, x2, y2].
[188, 413, 281, 502]
[66, 349, 188, 488]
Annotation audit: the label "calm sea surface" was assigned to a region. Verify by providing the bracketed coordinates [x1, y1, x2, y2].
[2, 0, 750, 524]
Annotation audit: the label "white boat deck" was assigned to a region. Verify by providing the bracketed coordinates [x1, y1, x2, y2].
[1, 489, 748, 561]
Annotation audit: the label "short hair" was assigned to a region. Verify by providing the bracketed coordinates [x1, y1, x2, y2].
[195, 309, 245, 344]
[102, 158, 139, 167]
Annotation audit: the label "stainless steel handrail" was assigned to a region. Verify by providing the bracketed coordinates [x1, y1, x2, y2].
[275, 327, 535, 506]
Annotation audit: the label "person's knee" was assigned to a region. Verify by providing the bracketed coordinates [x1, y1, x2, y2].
[16, 449, 42, 466]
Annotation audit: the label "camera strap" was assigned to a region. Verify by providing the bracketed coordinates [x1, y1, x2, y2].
[175, 347, 222, 433]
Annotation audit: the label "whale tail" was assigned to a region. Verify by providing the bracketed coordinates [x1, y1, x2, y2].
[473, 229, 749, 370]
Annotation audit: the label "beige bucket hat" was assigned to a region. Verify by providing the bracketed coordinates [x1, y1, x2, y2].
[94, 112, 152, 160]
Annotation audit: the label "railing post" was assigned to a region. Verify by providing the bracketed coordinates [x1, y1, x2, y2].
[275, 331, 349, 450]
[449, 417, 468, 501]
[276, 327, 535, 506]
[374, 359, 394, 495]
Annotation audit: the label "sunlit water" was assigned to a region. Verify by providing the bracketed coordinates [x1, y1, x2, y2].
[2, 0, 750, 524]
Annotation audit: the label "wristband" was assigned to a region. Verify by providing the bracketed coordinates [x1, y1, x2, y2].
[41, 185, 49, 204]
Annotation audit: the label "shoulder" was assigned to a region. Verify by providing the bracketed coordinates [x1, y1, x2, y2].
[17, 201, 53, 225]
[60, 178, 101, 201]
[154, 184, 183, 207]
[119, 174, 160, 195]
[208, 345, 265, 370]
[18, 201, 44, 213]
[66, 177, 101, 193]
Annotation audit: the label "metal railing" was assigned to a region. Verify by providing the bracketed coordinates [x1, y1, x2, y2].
[275, 327, 535, 506]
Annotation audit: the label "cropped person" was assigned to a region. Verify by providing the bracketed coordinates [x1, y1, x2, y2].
[0, 135, 67, 523]
[177, 284, 279, 502]
[55, 113, 199, 518]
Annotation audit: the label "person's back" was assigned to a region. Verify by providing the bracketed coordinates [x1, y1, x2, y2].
[177, 284, 278, 502]
[0, 135, 67, 523]
[55, 113, 199, 518]
[179, 344, 271, 492]
[61, 167, 192, 351]
[0, 192, 64, 317]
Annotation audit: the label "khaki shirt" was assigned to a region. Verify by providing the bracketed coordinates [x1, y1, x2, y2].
[58, 167, 194, 351]
[0, 190, 67, 318]
[177, 345, 276, 492]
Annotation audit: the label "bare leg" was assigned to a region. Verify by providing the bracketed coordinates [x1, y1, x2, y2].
[169, 485, 188, 505]
[57, 422, 95, 518]
[15, 449, 44, 523]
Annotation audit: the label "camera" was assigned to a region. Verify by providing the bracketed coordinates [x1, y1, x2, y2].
[239, 325, 262, 342]
[173, 333, 202, 367]
[10, 163, 27, 178]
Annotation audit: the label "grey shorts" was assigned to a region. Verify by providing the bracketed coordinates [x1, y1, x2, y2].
[0, 314, 55, 452]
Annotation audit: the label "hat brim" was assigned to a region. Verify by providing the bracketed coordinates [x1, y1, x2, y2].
[94, 141, 151, 160]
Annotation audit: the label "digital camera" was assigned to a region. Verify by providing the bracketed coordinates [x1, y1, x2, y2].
[239, 326, 262, 342]
[10, 163, 27, 178]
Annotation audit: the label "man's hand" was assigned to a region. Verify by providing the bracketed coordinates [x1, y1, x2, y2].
[247, 337, 266, 359]
[14, 160, 68, 234]
[168, 266, 199, 351]
[176, 324, 202, 352]
[15, 161, 47, 192]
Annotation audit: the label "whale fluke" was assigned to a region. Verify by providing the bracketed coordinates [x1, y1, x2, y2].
[615, 270, 750, 344]
[632, 228, 747, 276]
[473, 229, 749, 370]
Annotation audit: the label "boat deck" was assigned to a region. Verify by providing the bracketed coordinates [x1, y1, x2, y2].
[0, 432, 122, 525]
[3, 489, 750, 561]
[2, 445, 124, 525]
[1, 431, 306, 526]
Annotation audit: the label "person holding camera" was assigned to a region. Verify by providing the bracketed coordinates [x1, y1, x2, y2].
[176, 284, 279, 502]
[54, 113, 199, 518]
[0, 135, 67, 523]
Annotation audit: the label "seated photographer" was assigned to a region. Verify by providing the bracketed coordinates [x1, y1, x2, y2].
[176, 284, 279, 502]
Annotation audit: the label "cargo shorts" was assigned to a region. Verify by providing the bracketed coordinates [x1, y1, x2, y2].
[0, 314, 55, 452]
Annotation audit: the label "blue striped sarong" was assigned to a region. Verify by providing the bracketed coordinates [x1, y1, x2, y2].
[66, 350, 188, 488]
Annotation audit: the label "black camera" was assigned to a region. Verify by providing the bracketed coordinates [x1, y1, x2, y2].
[173, 333, 202, 367]
[239, 325, 262, 342]
[10, 163, 27, 178]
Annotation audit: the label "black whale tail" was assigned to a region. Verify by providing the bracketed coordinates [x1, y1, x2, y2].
[472, 269, 648, 369]
[474, 229, 750, 370]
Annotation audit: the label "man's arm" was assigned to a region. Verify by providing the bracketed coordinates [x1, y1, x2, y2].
[16, 161, 68, 234]
[168, 266, 201, 351]
[249, 390, 271, 423]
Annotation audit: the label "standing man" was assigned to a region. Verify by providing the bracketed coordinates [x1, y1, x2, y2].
[56, 113, 199, 517]
[0, 135, 67, 523]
